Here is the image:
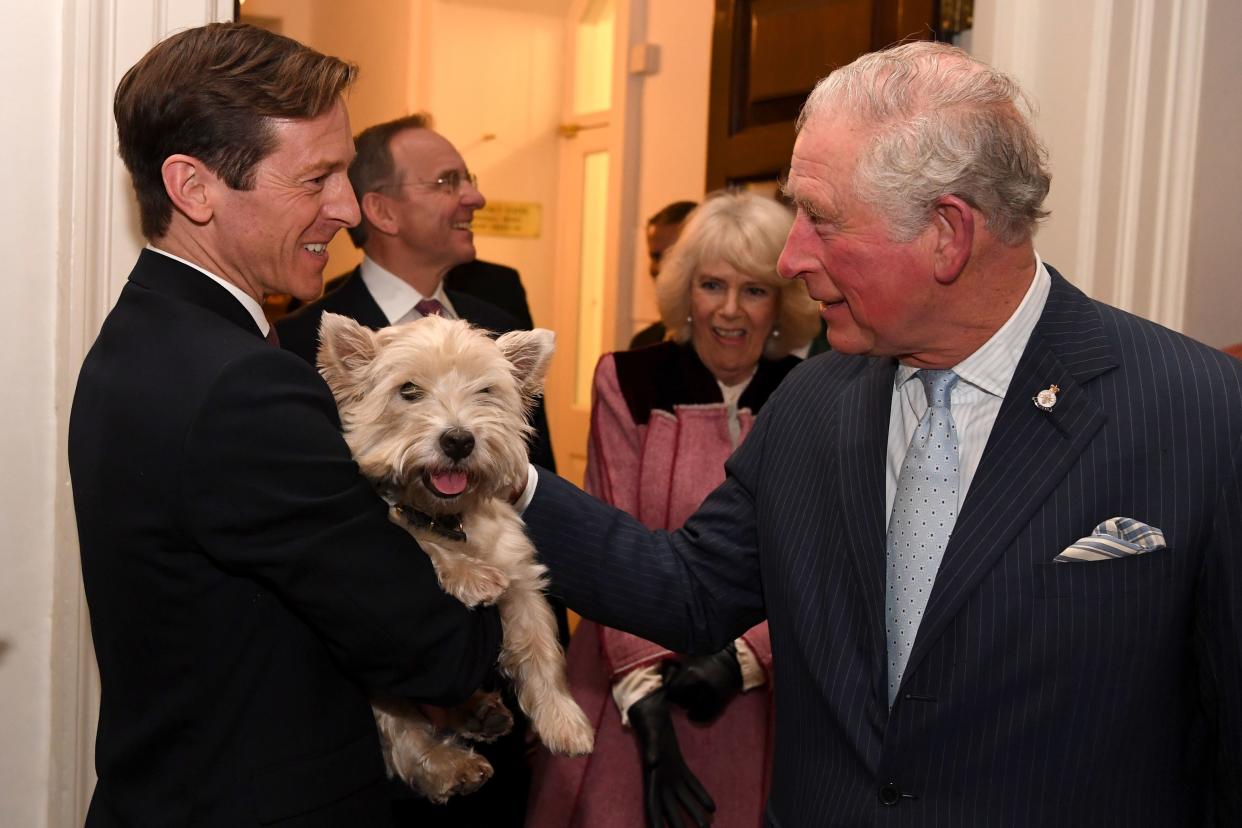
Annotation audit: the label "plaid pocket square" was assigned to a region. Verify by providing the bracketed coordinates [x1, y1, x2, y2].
[1054, 517, 1166, 562]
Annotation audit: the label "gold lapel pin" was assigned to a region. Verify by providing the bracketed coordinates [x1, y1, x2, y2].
[1033, 384, 1060, 411]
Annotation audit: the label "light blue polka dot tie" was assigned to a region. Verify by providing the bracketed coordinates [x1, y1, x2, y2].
[886, 369, 960, 706]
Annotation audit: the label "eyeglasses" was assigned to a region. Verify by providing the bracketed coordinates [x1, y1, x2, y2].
[392, 169, 479, 195]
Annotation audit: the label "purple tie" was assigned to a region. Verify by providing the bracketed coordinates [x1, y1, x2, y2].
[415, 298, 444, 317]
[265, 326, 280, 347]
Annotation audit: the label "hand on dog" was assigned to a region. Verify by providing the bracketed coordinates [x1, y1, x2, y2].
[661, 643, 743, 723]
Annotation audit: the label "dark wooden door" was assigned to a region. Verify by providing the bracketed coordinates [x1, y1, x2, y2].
[706, 0, 938, 191]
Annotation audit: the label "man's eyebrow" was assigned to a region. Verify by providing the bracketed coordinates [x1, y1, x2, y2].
[301, 158, 348, 177]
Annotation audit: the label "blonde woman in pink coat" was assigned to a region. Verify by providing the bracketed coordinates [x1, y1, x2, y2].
[528, 192, 821, 828]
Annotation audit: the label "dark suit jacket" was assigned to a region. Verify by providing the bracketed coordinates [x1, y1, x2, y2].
[278, 266, 557, 473]
[444, 258, 534, 330]
[68, 250, 501, 827]
[523, 267, 1242, 826]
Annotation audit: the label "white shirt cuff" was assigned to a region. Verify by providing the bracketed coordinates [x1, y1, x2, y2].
[514, 463, 539, 514]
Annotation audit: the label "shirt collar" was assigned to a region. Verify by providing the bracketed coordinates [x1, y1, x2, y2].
[145, 244, 270, 336]
[895, 253, 1052, 399]
[359, 256, 455, 324]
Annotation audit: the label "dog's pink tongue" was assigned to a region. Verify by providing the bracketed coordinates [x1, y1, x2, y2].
[431, 470, 468, 496]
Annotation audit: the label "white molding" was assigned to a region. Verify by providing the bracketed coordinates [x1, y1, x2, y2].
[1148, 0, 1207, 332]
[1111, 0, 1154, 313]
[1071, 0, 1114, 300]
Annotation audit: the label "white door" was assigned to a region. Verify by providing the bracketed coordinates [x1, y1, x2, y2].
[546, 0, 644, 486]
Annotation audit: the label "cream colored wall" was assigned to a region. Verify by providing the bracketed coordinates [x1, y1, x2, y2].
[628, 0, 714, 337]
[0, 4, 62, 825]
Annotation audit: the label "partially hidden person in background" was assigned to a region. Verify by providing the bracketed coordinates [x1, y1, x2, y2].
[630, 200, 698, 349]
[68, 23, 500, 828]
[526, 191, 821, 828]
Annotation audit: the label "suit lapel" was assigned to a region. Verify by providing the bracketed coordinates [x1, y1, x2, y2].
[901, 271, 1118, 684]
[835, 356, 897, 705]
[331, 267, 389, 329]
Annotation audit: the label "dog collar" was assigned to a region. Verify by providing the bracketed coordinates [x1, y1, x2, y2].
[394, 503, 467, 543]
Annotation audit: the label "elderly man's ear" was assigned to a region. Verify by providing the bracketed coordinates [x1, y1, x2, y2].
[930, 194, 975, 285]
[360, 191, 400, 236]
[161, 155, 215, 224]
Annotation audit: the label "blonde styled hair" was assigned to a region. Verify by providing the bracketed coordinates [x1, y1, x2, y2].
[657, 191, 820, 358]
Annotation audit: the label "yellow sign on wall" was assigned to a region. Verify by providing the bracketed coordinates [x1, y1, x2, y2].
[472, 201, 542, 239]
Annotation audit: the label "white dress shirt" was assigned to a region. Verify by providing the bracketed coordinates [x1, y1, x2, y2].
[359, 256, 458, 324]
[147, 245, 271, 337]
[884, 255, 1052, 523]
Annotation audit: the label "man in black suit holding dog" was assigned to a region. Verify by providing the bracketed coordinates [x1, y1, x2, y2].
[68, 24, 501, 828]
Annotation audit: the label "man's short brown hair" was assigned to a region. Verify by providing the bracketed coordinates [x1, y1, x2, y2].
[345, 113, 433, 248]
[114, 22, 357, 239]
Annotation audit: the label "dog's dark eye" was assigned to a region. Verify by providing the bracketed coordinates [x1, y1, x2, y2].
[399, 382, 423, 401]
[479, 386, 492, 395]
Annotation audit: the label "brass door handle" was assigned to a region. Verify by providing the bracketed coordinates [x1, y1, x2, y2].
[557, 121, 609, 139]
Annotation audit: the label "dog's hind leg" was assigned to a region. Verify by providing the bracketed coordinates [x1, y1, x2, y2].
[495, 560, 595, 756]
[372, 698, 494, 803]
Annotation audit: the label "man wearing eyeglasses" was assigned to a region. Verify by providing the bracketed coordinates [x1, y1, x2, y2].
[277, 113, 559, 827]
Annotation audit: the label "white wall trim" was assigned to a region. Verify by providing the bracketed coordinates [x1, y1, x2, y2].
[1148, 0, 1207, 331]
[1111, 0, 1154, 313]
[1071, 0, 1114, 300]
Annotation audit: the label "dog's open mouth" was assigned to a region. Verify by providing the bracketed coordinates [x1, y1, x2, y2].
[423, 468, 470, 498]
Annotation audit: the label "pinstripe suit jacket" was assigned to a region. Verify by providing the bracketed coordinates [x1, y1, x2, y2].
[525, 268, 1242, 826]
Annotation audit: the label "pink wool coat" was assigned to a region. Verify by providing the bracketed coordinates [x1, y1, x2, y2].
[527, 342, 800, 828]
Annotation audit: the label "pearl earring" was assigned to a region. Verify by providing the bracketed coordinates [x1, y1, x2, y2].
[771, 328, 781, 339]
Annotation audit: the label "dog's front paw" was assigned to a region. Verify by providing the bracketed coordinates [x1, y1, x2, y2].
[454, 690, 514, 743]
[415, 741, 495, 804]
[447, 565, 510, 607]
[533, 697, 595, 757]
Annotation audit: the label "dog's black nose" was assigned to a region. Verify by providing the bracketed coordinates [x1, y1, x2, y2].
[440, 428, 475, 460]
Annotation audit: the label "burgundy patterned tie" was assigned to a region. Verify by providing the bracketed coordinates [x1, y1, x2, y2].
[415, 298, 444, 317]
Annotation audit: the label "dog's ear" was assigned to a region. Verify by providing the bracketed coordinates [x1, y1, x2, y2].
[317, 312, 379, 402]
[496, 328, 556, 400]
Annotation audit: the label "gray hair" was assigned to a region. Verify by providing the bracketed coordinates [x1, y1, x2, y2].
[797, 41, 1050, 244]
[656, 191, 821, 358]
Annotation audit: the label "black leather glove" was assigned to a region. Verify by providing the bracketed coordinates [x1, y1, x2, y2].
[662, 643, 743, 723]
[627, 689, 716, 828]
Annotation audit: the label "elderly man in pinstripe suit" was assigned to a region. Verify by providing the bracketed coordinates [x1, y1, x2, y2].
[516, 41, 1242, 827]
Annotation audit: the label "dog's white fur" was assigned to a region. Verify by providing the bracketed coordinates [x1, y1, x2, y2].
[316, 312, 593, 803]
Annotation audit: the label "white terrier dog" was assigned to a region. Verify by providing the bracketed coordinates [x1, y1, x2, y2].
[316, 312, 593, 803]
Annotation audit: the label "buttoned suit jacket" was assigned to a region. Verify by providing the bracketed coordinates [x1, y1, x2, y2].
[68, 250, 501, 828]
[277, 266, 557, 473]
[523, 267, 1242, 827]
